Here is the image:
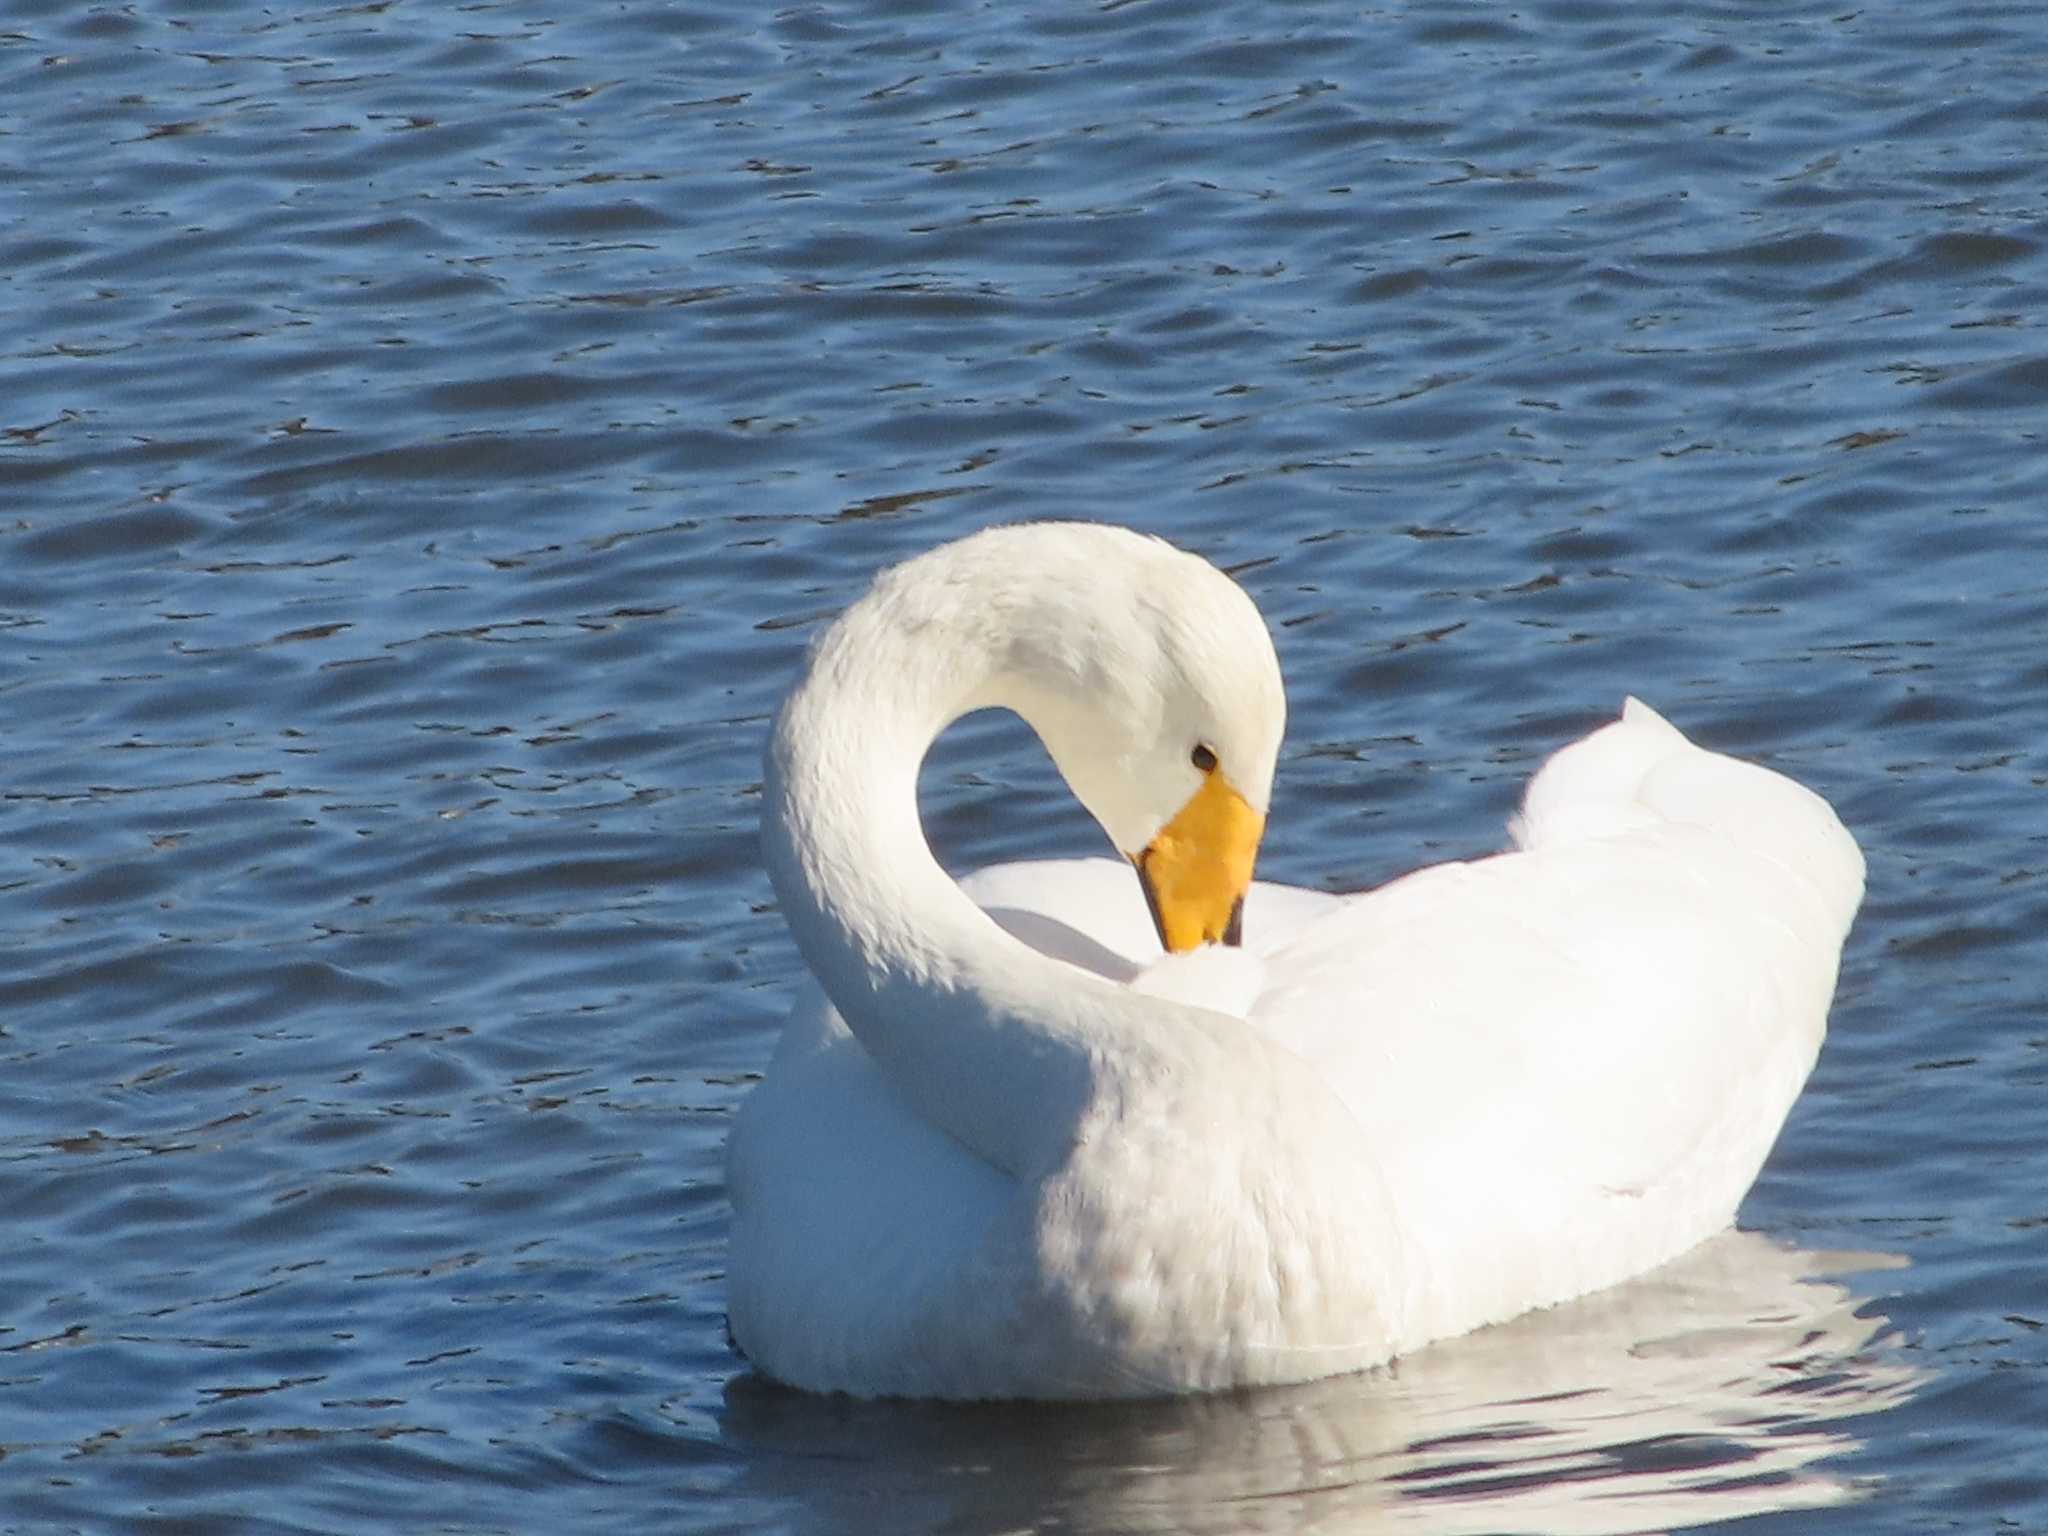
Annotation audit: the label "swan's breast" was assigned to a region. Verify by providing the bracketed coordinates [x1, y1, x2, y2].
[1023, 1023, 1413, 1394]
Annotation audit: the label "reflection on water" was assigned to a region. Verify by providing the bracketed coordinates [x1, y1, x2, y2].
[711, 1234, 1915, 1535]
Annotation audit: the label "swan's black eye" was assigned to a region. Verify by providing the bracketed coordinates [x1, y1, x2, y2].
[1190, 743, 1218, 774]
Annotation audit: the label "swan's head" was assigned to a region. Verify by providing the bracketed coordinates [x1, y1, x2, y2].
[953, 525, 1285, 954]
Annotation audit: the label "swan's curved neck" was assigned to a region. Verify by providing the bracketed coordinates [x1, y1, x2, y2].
[762, 557, 1138, 1179]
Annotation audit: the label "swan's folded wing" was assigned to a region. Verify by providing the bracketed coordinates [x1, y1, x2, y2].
[1247, 702, 1862, 1331]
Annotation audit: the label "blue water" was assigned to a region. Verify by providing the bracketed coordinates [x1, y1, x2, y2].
[4, 1, 2047, 1530]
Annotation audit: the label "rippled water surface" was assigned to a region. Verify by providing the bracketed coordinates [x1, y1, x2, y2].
[5, 1, 2047, 1530]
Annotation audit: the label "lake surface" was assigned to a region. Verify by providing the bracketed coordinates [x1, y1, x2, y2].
[4, 1, 2047, 1530]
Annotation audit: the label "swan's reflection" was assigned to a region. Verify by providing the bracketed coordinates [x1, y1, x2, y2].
[716, 1233, 1917, 1535]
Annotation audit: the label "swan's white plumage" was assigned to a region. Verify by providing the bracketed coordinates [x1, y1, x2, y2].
[727, 523, 1863, 1400]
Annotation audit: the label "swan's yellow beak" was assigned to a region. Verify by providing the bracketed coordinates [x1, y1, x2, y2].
[1131, 772, 1264, 953]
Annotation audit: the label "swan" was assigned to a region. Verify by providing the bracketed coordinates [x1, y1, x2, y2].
[726, 521, 1863, 1400]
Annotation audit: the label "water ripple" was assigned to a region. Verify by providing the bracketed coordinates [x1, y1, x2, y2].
[5, 0, 2047, 1529]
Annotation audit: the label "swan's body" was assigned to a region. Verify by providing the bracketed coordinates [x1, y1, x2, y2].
[727, 523, 1863, 1400]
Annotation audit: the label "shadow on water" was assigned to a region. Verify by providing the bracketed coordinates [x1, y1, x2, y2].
[671, 1233, 1919, 1534]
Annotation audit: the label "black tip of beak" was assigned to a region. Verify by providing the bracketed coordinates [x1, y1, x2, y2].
[1223, 895, 1244, 947]
[1132, 850, 1172, 953]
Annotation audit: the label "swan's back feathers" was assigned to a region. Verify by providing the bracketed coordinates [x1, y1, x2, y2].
[1249, 698, 1863, 1343]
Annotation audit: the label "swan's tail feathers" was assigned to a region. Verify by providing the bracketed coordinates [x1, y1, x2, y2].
[1509, 697, 1865, 941]
[1507, 698, 1682, 851]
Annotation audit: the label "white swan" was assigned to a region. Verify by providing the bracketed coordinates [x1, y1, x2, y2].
[727, 522, 1863, 1400]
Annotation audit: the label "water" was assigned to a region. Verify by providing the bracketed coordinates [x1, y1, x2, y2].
[3, 0, 2046, 1529]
